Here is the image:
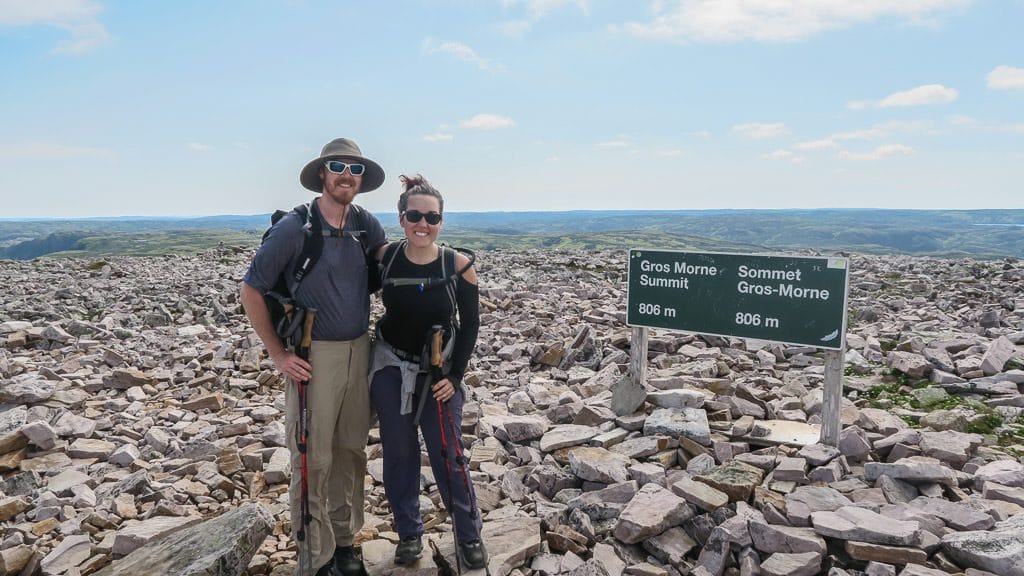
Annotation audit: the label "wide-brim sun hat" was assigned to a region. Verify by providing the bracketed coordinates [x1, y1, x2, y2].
[299, 137, 385, 193]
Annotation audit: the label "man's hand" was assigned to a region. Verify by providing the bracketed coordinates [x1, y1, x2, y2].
[431, 377, 457, 402]
[240, 282, 312, 383]
[272, 349, 313, 383]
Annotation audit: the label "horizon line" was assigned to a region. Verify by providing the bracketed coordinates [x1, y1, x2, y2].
[4, 206, 1024, 221]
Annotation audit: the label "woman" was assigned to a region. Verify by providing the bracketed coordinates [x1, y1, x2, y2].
[369, 174, 486, 569]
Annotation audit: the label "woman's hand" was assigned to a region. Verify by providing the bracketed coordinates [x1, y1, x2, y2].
[271, 349, 313, 383]
[431, 377, 457, 402]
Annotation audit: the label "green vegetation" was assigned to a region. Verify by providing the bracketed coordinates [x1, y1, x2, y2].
[864, 382, 903, 399]
[888, 369, 912, 386]
[861, 383, 1018, 441]
[915, 395, 962, 411]
[899, 415, 922, 428]
[0, 229, 260, 258]
[2, 208, 1022, 259]
[966, 402, 1004, 435]
[994, 415, 1024, 455]
[436, 229, 764, 253]
[863, 382, 914, 410]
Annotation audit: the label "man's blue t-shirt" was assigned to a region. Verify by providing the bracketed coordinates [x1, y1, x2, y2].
[244, 201, 386, 341]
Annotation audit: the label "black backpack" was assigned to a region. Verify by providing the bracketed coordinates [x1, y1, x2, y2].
[261, 200, 380, 341]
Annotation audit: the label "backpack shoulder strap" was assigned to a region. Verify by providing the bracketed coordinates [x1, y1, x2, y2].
[441, 245, 457, 280]
[290, 201, 322, 286]
[442, 246, 459, 326]
[349, 204, 371, 253]
[380, 240, 405, 283]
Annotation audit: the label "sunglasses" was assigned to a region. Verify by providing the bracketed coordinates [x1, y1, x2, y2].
[403, 210, 442, 225]
[324, 161, 366, 176]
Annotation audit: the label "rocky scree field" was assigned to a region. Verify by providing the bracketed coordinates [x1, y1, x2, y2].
[0, 248, 1023, 576]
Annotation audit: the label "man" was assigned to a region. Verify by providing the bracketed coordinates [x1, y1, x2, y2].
[240, 138, 387, 576]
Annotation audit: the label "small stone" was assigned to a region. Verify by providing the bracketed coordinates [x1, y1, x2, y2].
[40, 534, 92, 574]
[0, 496, 31, 521]
[613, 483, 693, 544]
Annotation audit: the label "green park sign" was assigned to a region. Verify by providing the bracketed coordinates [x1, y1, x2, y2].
[627, 250, 850, 350]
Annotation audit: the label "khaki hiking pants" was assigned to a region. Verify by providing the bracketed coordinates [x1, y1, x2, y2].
[285, 334, 371, 572]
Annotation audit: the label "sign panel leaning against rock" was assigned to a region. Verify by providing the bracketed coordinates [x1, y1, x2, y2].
[239, 137, 387, 576]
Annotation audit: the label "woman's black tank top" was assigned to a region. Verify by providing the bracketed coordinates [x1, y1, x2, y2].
[377, 247, 457, 357]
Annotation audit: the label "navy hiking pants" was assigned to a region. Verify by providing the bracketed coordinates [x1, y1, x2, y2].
[370, 366, 483, 544]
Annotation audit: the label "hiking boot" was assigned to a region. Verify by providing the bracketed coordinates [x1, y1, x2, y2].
[457, 539, 488, 570]
[333, 545, 367, 576]
[315, 562, 340, 576]
[394, 535, 423, 565]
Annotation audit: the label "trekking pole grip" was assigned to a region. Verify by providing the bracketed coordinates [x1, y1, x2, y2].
[301, 308, 317, 350]
[430, 326, 443, 369]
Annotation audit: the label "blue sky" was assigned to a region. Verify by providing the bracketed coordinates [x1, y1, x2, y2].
[1, 0, 1022, 217]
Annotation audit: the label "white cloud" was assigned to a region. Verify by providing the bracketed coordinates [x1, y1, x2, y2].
[877, 84, 958, 107]
[830, 127, 880, 140]
[828, 121, 931, 141]
[421, 133, 454, 142]
[763, 149, 804, 163]
[498, 0, 589, 36]
[461, 114, 516, 130]
[846, 100, 872, 110]
[781, 122, 930, 161]
[502, 0, 589, 19]
[794, 139, 839, 151]
[839, 144, 913, 161]
[941, 117, 1024, 134]
[946, 115, 977, 126]
[733, 123, 788, 139]
[188, 142, 213, 152]
[423, 38, 504, 72]
[497, 20, 531, 38]
[987, 65, 1024, 90]
[619, 0, 967, 43]
[0, 142, 111, 159]
[0, 0, 111, 53]
[659, 148, 684, 156]
[595, 139, 632, 149]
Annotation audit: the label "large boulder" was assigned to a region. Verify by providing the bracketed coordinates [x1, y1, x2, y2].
[94, 503, 274, 576]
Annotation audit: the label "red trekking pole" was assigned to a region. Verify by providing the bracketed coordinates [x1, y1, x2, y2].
[295, 308, 316, 576]
[428, 328, 463, 574]
[431, 328, 490, 576]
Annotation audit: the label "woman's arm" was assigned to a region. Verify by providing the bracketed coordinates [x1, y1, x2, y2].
[447, 254, 479, 385]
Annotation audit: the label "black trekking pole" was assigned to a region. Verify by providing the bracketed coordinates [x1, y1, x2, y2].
[412, 326, 443, 428]
[295, 308, 316, 576]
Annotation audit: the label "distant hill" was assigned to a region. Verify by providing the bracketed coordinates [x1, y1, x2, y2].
[0, 209, 1021, 259]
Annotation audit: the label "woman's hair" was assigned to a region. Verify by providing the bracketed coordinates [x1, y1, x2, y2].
[397, 174, 444, 214]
